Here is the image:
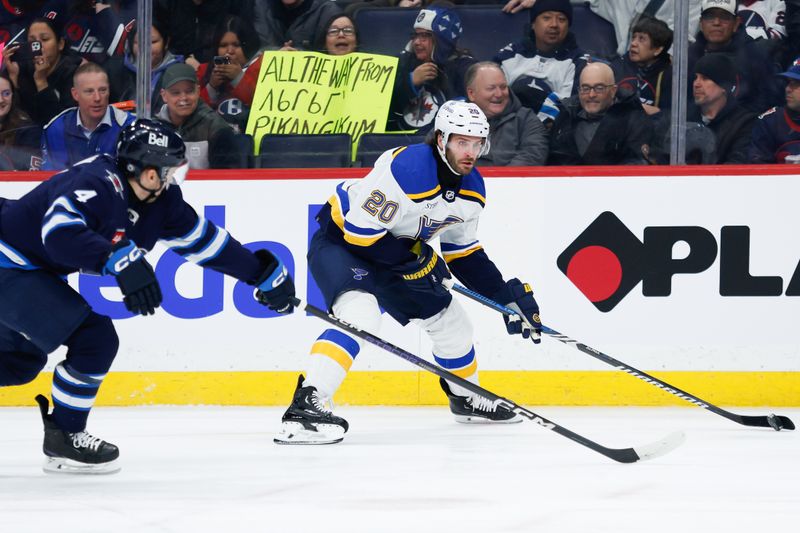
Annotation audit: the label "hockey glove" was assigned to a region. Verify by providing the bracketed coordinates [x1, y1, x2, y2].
[495, 278, 541, 344]
[393, 241, 451, 297]
[253, 249, 296, 315]
[103, 240, 162, 316]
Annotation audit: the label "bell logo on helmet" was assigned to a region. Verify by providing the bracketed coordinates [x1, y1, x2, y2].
[148, 132, 169, 148]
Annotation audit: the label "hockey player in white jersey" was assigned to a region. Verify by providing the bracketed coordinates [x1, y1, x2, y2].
[275, 101, 543, 445]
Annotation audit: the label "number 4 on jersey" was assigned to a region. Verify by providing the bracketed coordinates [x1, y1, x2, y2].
[74, 190, 98, 203]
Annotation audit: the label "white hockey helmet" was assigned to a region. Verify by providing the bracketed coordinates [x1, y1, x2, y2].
[434, 100, 491, 166]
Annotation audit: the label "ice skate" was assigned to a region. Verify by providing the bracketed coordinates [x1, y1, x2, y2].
[440, 378, 522, 424]
[274, 375, 349, 445]
[36, 395, 120, 475]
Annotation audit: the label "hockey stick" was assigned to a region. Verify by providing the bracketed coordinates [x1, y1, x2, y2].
[297, 299, 685, 464]
[447, 282, 796, 432]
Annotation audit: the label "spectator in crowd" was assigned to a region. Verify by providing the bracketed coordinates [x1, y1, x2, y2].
[547, 61, 651, 165]
[252, 0, 342, 51]
[41, 62, 134, 170]
[465, 61, 548, 166]
[691, 53, 756, 163]
[502, 0, 703, 58]
[614, 15, 673, 116]
[2, 17, 82, 126]
[388, 4, 475, 132]
[749, 56, 800, 162]
[688, 0, 782, 114]
[315, 14, 359, 55]
[0, 71, 42, 171]
[105, 20, 184, 114]
[155, 62, 238, 169]
[155, 0, 255, 66]
[197, 15, 262, 109]
[494, 0, 587, 125]
[209, 12, 361, 133]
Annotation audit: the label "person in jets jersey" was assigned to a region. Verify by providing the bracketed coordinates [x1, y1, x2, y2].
[275, 100, 542, 445]
[0, 119, 295, 474]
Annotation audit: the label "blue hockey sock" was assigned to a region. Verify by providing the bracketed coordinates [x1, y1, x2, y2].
[51, 362, 105, 432]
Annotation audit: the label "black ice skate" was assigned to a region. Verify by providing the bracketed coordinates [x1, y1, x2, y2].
[439, 378, 522, 424]
[273, 375, 349, 445]
[36, 395, 120, 475]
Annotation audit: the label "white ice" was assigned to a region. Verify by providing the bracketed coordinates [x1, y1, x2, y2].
[1, 406, 798, 533]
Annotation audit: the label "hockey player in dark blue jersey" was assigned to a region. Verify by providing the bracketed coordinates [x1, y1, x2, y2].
[0, 119, 295, 474]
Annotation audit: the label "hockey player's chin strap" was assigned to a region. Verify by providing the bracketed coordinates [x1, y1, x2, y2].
[123, 174, 164, 205]
[136, 180, 165, 204]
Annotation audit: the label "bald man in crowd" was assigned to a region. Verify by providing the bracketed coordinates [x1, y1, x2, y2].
[547, 61, 652, 165]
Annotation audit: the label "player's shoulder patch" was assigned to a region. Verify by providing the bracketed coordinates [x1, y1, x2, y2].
[458, 168, 486, 207]
[72, 155, 125, 195]
[758, 106, 778, 120]
[389, 144, 441, 202]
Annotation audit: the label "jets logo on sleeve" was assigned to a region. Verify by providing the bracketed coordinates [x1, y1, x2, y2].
[105, 170, 125, 198]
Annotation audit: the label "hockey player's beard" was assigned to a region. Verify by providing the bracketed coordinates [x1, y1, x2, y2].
[432, 144, 462, 188]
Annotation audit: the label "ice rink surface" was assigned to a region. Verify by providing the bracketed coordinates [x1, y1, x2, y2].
[1, 405, 798, 533]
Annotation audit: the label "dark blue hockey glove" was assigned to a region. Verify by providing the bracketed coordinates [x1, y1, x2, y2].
[103, 240, 162, 316]
[393, 241, 451, 297]
[253, 249, 296, 315]
[495, 278, 541, 344]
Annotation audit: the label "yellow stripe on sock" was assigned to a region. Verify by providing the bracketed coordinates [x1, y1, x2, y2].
[311, 340, 355, 371]
[448, 358, 478, 379]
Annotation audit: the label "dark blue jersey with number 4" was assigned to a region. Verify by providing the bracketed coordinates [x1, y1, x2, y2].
[0, 155, 261, 282]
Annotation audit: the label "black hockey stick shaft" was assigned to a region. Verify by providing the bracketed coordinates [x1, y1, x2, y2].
[299, 299, 684, 463]
[448, 283, 795, 431]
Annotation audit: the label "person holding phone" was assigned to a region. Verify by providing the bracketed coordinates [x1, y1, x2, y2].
[196, 15, 261, 109]
[2, 17, 82, 126]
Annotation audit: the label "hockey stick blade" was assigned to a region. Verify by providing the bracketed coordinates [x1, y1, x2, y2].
[301, 300, 683, 464]
[633, 431, 686, 462]
[446, 283, 795, 432]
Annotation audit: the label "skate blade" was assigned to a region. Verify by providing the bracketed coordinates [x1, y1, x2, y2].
[453, 413, 524, 424]
[273, 421, 345, 445]
[43, 456, 121, 475]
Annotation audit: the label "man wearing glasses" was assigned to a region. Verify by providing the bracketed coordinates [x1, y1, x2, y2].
[687, 0, 781, 114]
[547, 61, 651, 165]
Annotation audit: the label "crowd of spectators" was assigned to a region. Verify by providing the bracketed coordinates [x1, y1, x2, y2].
[0, 0, 798, 169]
